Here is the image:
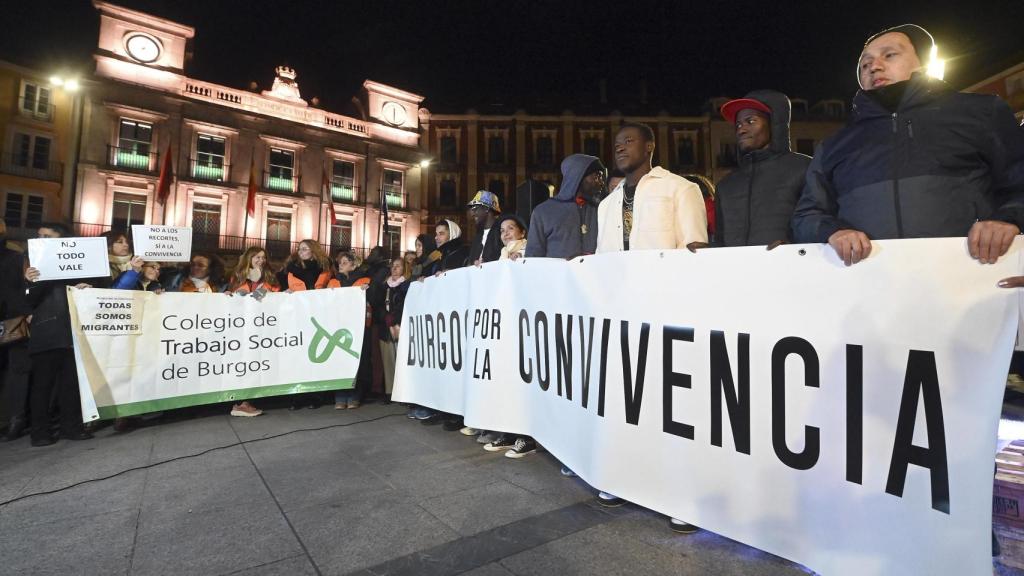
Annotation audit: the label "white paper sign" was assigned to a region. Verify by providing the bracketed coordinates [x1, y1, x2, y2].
[72, 290, 144, 335]
[393, 238, 1022, 576]
[28, 237, 110, 281]
[131, 225, 193, 262]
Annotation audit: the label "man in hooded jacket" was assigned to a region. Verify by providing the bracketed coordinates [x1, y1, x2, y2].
[526, 154, 606, 259]
[715, 90, 811, 247]
[792, 24, 1024, 266]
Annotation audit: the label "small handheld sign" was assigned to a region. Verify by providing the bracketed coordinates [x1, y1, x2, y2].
[131, 225, 193, 263]
[27, 237, 110, 281]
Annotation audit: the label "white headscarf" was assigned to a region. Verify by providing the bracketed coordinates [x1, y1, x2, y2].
[444, 219, 462, 241]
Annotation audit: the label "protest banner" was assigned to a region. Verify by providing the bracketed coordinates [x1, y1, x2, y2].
[28, 236, 109, 281]
[131, 225, 193, 262]
[69, 287, 366, 420]
[393, 238, 1022, 576]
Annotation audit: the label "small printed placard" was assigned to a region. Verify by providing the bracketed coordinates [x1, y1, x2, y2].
[131, 225, 193, 263]
[73, 290, 144, 335]
[28, 237, 110, 281]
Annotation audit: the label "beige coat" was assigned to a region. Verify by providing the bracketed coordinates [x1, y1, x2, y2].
[596, 166, 708, 252]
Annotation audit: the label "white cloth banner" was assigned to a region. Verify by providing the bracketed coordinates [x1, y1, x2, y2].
[28, 236, 110, 280]
[393, 238, 1022, 576]
[70, 287, 366, 421]
[131, 225, 193, 262]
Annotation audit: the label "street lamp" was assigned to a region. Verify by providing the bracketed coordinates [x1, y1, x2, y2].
[49, 74, 85, 227]
[419, 158, 431, 168]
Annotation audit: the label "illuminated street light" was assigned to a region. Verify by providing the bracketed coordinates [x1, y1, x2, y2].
[65, 79, 80, 92]
[927, 45, 945, 80]
[50, 75, 64, 86]
[419, 159, 431, 168]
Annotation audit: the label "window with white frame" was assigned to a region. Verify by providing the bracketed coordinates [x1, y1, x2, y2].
[3, 193, 44, 229]
[330, 220, 353, 250]
[12, 132, 52, 170]
[194, 134, 227, 181]
[20, 82, 52, 120]
[192, 202, 221, 237]
[331, 159, 356, 202]
[116, 119, 153, 170]
[111, 192, 147, 231]
[382, 168, 404, 209]
[265, 211, 292, 242]
[267, 148, 295, 192]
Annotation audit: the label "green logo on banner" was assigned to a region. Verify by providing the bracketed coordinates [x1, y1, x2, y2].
[308, 317, 360, 363]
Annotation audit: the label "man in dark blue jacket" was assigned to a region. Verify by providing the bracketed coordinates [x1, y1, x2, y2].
[792, 24, 1024, 266]
[716, 90, 811, 247]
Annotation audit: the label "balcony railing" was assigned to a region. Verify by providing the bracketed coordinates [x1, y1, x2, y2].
[381, 186, 406, 210]
[0, 154, 62, 182]
[107, 145, 159, 173]
[263, 170, 299, 193]
[18, 97, 54, 122]
[330, 183, 359, 204]
[188, 158, 230, 183]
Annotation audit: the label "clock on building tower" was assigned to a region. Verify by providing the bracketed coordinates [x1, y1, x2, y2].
[124, 34, 162, 63]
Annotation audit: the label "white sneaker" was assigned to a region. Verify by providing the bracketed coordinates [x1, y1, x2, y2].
[597, 491, 625, 507]
[460, 427, 480, 436]
[230, 402, 262, 417]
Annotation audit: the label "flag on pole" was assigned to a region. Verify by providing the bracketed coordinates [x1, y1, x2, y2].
[156, 143, 174, 205]
[246, 156, 258, 217]
[323, 167, 337, 225]
[379, 181, 390, 248]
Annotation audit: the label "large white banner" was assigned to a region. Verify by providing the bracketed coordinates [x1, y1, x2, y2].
[393, 238, 1022, 576]
[70, 288, 366, 421]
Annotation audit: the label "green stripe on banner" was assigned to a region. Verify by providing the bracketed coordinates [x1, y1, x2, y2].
[95, 379, 354, 420]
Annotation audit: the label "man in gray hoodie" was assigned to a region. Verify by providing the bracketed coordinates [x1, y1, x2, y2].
[525, 154, 606, 258]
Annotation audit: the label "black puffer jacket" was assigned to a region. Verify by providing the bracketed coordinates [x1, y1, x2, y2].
[793, 74, 1024, 243]
[0, 246, 29, 320]
[714, 90, 811, 247]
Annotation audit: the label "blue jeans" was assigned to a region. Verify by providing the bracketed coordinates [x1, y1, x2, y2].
[335, 389, 358, 403]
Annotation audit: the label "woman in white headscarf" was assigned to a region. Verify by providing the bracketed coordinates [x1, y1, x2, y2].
[421, 219, 469, 276]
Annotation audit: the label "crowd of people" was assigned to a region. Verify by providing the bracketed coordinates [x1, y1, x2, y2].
[0, 23, 1022, 546]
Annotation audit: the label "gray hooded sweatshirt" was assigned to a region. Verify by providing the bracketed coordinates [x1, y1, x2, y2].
[525, 154, 601, 258]
[713, 90, 811, 247]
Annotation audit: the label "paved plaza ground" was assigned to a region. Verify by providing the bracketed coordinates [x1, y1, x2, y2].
[1, 401, 1021, 575]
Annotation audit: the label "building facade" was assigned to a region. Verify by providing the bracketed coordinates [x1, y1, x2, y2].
[420, 100, 847, 236]
[0, 60, 78, 242]
[965, 61, 1024, 121]
[67, 1, 431, 261]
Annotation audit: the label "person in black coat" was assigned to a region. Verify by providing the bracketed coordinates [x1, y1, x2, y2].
[466, 190, 503, 265]
[792, 24, 1024, 266]
[715, 90, 811, 247]
[421, 219, 469, 277]
[0, 223, 32, 440]
[23, 223, 110, 446]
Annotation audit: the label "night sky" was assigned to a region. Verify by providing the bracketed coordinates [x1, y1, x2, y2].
[2, 0, 1022, 115]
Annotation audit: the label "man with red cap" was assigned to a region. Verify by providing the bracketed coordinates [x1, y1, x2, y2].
[715, 91, 811, 247]
[792, 24, 1024, 266]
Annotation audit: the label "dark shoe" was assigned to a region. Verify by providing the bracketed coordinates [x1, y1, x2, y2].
[484, 434, 517, 452]
[505, 437, 537, 459]
[420, 413, 445, 425]
[3, 416, 28, 441]
[31, 435, 57, 447]
[112, 417, 135, 433]
[669, 518, 699, 534]
[442, 417, 464, 432]
[60, 430, 94, 441]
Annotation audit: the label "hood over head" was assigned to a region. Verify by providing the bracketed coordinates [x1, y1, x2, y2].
[443, 218, 462, 241]
[738, 89, 792, 155]
[554, 154, 605, 201]
[416, 233, 437, 263]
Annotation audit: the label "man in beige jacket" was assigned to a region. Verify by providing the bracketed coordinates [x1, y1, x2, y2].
[596, 122, 708, 253]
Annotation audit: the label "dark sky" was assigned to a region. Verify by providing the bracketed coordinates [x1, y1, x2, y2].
[2, 0, 1022, 115]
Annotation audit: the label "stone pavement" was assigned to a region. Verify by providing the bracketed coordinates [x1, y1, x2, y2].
[0, 402, 1019, 576]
